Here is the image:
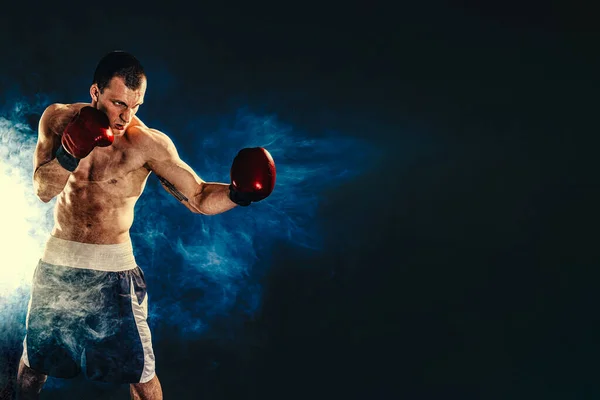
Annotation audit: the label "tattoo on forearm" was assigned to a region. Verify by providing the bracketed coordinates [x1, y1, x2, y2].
[157, 175, 188, 202]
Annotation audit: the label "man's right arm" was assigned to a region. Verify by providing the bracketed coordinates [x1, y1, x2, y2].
[33, 104, 72, 203]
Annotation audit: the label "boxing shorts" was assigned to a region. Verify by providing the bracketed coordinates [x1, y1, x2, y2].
[21, 235, 156, 384]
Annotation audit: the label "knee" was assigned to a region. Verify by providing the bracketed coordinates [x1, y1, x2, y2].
[130, 374, 162, 400]
[17, 359, 47, 391]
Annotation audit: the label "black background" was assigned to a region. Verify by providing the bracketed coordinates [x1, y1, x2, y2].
[0, 1, 598, 399]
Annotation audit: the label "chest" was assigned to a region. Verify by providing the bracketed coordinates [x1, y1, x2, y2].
[72, 142, 149, 196]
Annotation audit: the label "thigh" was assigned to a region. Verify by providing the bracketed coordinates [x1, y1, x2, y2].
[85, 266, 155, 384]
[24, 261, 88, 379]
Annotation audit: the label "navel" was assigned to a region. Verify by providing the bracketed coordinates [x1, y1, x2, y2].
[109, 179, 118, 184]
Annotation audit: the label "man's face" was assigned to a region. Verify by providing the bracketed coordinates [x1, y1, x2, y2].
[90, 76, 146, 134]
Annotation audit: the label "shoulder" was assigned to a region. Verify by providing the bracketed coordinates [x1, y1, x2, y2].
[42, 102, 88, 116]
[128, 125, 175, 149]
[40, 102, 89, 135]
[127, 125, 179, 163]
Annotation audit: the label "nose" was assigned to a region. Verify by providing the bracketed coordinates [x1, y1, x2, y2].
[120, 108, 132, 124]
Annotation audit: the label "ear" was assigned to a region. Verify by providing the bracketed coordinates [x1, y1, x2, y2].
[90, 84, 100, 103]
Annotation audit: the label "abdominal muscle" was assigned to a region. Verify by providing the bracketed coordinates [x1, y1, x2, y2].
[52, 186, 138, 244]
[50, 131, 151, 245]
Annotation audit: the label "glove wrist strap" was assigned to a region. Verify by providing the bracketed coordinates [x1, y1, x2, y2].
[56, 144, 80, 172]
[228, 184, 251, 207]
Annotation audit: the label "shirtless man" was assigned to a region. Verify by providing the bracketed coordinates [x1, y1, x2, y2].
[16, 51, 276, 400]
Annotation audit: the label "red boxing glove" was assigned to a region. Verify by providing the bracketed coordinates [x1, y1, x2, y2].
[229, 147, 276, 206]
[56, 106, 114, 171]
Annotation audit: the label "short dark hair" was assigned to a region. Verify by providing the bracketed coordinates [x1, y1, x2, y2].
[93, 51, 145, 92]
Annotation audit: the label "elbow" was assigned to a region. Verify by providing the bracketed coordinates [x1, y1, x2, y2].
[189, 201, 221, 216]
[186, 199, 205, 215]
[33, 182, 52, 203]
[189, 184, 213, 215]
[36, 192, 53, 203]
[34, 184, 54, 203]
[190, 206, 213, 216]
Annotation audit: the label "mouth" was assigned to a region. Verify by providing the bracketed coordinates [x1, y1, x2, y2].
[114, 124, 125, 131]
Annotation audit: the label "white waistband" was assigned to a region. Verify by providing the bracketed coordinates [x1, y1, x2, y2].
[41, 235, 137, 272]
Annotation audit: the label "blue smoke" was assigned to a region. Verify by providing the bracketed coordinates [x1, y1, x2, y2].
[0, 91, 380, 392]
[131, 107, 379, 339]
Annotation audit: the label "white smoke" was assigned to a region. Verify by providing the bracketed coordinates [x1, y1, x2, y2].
[0, 116, 53, 301]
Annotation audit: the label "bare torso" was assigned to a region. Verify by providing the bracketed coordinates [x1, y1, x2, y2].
[51, 103, 153, 244]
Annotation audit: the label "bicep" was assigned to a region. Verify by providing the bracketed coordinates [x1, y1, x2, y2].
[146, 130, 205, 205]
[33, 104, 62, 172]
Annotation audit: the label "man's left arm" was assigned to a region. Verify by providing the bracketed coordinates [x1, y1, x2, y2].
[144, 128, 236, 215]
[143, 128, 276, 215]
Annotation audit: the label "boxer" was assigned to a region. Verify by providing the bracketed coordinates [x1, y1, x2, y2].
[16, 51, 276, 400]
